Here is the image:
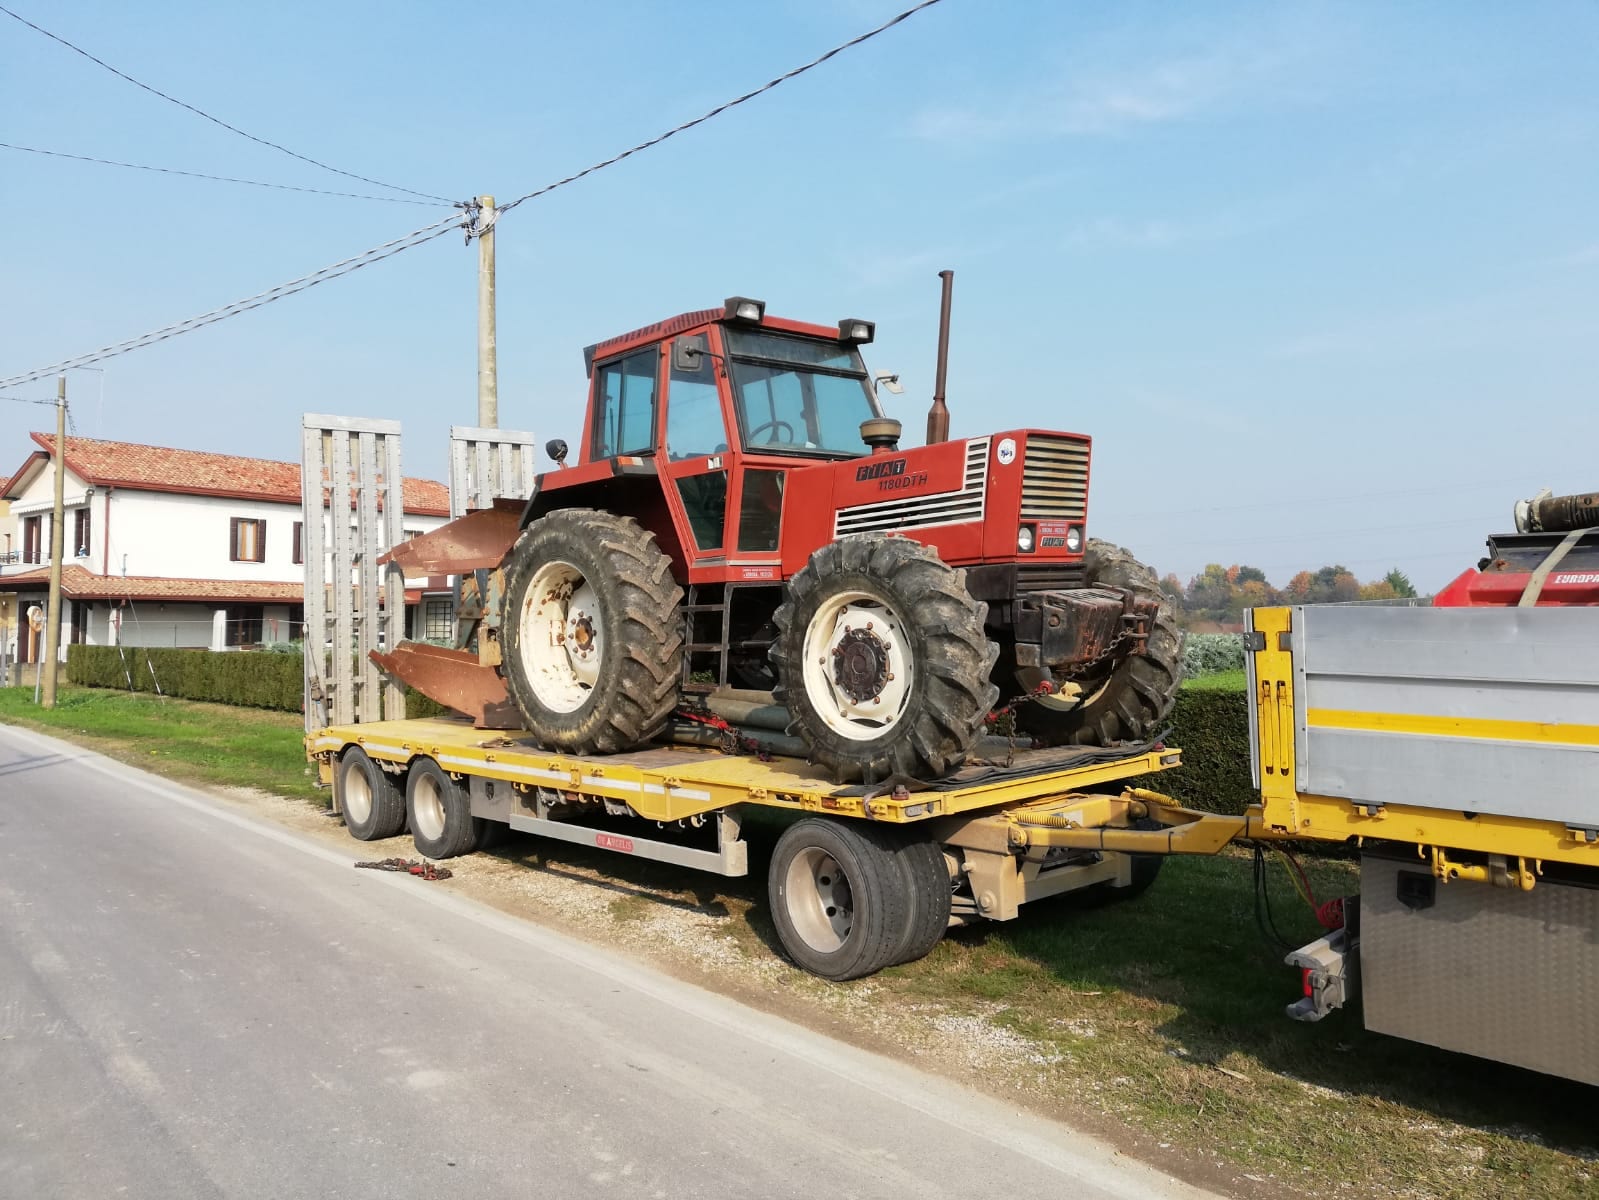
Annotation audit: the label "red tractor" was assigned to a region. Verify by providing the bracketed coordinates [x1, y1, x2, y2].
[382, 280, 1182, 782]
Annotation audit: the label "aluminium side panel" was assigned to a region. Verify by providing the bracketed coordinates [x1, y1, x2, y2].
[1291, 605, 1599, 829]
[1360, 854, 1599, 1086]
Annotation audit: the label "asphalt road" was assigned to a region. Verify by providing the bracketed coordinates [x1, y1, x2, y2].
[0, 722, 1213, 1200]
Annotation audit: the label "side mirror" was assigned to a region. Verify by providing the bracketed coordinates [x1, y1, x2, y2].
[545, 438, 568, 466]
[672, 334, 709, 374]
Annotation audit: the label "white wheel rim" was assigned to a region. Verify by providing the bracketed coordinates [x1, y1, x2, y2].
[785, 847, 853, 952]
[343, 764, 372, 825]
[799, 590, 912, 741]
[518, 561, 603, 713]
[412, 773, 447, 842]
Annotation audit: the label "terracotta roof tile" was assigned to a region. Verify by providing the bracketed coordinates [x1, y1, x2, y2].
[8, 435, 449, 515]
[0, 565, 304, 604]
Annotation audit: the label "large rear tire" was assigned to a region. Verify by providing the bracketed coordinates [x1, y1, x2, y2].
[1015, 539, 1183, 747]
[500, 509, 684, 754]
[771, 535, 998, 782]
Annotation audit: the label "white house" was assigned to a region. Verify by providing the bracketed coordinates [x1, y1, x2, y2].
[0, 434, 454, 663]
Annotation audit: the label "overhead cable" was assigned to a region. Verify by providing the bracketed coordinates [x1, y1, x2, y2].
[0, 3, 452, 204]
[0, 212, 466, 389]
[0, 142, 453, 206]
[497, 0, 947, 214]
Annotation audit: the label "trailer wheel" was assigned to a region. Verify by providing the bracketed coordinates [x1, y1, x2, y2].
[1099, 818, 1165, 902]
[338, 747, 406, 841]
[501, 509, 684, 754]
[1015, 539, 1184, 748]
[405, 758, 478, 860]
[772, 535, 998, 782]
[768, 818, 911, 981]
[889, 837, 953, 967]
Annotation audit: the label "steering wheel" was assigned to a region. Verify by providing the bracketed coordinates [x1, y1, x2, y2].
[747, 418, 795, 444]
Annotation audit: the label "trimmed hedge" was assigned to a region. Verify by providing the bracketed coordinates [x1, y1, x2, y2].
[1134, 682, 1255, 815]
[68, 644, 304, 712]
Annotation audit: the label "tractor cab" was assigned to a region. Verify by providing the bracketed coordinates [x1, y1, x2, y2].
[574, 299, 885, 585]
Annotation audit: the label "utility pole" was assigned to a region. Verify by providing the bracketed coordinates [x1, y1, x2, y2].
[476, 194, 498, 429]
[40, 376, 66, 708]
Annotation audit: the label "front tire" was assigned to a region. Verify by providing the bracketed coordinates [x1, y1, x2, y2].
[771, 535, 998, 782]
[1015, 539, 1184, 747]
[500, 509, 684, 753]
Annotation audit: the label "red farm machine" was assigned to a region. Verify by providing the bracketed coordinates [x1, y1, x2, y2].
[378, 276, 1182, 782]
[1433, 489, 1599, 607]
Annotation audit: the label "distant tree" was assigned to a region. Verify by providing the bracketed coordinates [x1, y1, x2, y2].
[1360, 580, 1398, 601]
[1331, 571, 1361, 602]
[1159, 572, 1185, 602]
[1384, 568, 1417, 598]
[1285, 571, 1315, 601]
[1235, 565, 1268, 586]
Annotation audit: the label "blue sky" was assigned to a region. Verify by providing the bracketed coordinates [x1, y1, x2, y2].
[3, 0, 1596, 591]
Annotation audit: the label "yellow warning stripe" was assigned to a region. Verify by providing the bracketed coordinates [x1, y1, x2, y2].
[1307, 708, 1599, 747]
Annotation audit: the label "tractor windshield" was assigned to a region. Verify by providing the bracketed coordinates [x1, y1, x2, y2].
[724, 329, 877, 457]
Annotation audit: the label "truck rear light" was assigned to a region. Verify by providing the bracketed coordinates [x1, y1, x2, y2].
[1302, 967, 1316, 998]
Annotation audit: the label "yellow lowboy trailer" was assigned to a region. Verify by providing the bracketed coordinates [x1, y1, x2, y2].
[307, 717, 1203, 980]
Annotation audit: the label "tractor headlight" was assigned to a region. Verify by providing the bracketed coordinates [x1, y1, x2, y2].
[837, 317, 875, 345]
[1017, 525, 1035, 553]
[1066, 526, 1083, 552]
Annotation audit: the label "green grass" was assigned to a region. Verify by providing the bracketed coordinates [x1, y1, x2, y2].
[1183, 669, 1247, 691]
[0, 685, 325, 802]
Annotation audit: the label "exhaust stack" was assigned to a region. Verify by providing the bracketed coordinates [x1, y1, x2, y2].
[926, 269, 953, 445]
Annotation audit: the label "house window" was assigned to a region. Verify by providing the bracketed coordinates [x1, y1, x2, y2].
[22, 515, 41, 564]
[226, 604, 264, 647]
[230, 517, 267, 563]
[424, 598, 453, 641]
[293, 521, 304, 565]
[74, 507, 92, 558]
[403, 528, 422, 541]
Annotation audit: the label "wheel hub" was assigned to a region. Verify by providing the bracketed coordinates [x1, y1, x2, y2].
[832, 627, 890, 704]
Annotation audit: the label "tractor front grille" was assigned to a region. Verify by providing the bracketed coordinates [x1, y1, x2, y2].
[834, 437, 991, 537]
[1020, 435, 1089, 522]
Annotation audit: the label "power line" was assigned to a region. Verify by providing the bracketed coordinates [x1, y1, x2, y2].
[1, 393, 58, 406]
[0, 212, 467, 389]
[0, 141, 453, 206]
[497, 0, 946, 215]
[0, 3, 452, 204]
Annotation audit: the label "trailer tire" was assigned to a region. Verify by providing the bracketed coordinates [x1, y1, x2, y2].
[472, 818, 507, 852]
[406, 758, 478, 860]
[1015, 539, 1184, 747]
[338, 747, 406, 842]
[1101, 818, 1165, 901]
[501, 509, 684, 754]
[769, 818, 911, 981]
[772, 535, 998, 782]
[889, 837, 953, 967]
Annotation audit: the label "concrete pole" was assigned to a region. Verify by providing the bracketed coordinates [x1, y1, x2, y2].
[476, 194, 498, 429]
[40, 377, 67, 707]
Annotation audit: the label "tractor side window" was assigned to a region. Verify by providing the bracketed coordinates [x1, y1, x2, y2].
[666, 367, 727, 460]
[737, 469, 785, 553]
[593, 349, 659, 458]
